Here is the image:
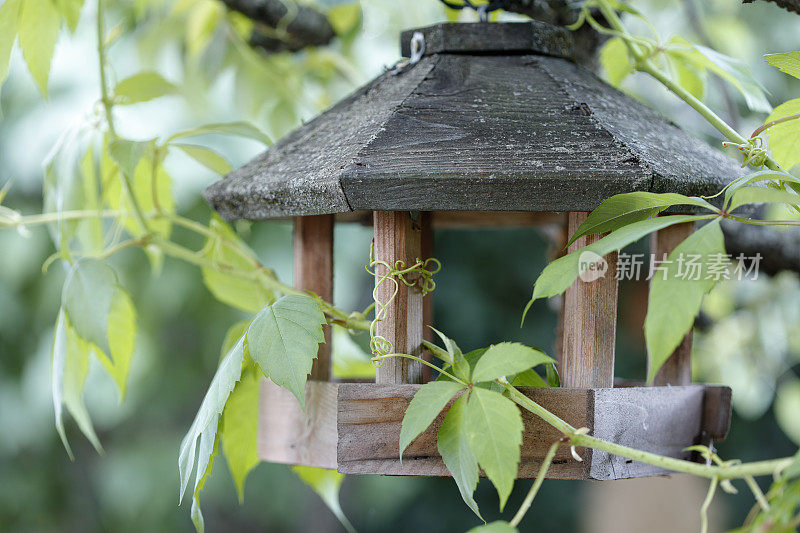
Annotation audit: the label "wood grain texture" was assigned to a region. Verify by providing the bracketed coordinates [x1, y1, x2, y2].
[373, 212, 425, 384]
[336, 383, 590, 478]
[561, 212, 618, 388]
[649, 221, 695, 386]
[294, 215, 334, 381]
[258, 379, 338, 469]
[420, 212, 434, 383]
[400, 22, 573, 59]
[205, 23, 743, 221]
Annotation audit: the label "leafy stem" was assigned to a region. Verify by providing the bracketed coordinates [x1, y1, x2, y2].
[501, 382, 794, 480]
[509, 441, 560, 528]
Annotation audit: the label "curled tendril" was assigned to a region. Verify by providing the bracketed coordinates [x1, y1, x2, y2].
[364, 240, 441, 360]
[723, 137, 769, 169]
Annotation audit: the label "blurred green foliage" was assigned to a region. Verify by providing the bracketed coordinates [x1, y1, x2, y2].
[0, 0, 799, 531]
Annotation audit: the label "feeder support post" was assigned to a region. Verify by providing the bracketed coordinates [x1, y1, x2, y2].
[373, 211, 426, 384]
[649, 221, 695, 385]
[294, 214, 334, 382]
[560, 212, 618, 388]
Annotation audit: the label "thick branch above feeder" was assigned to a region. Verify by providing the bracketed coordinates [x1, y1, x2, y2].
[221, 0, 335, 52]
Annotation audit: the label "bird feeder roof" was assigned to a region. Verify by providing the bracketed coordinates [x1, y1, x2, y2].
[204, 22, 742, 221]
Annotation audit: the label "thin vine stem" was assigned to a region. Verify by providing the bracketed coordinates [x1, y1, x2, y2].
[371, 353, 466, 385]
[745, 475, 770, 512]
[509, 441, 560, 528]
[501, 382, 794, 480]
[700, 477, 719, 533]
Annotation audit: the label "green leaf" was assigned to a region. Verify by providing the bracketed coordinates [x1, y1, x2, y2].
[471, 342, 554, 383]
[728, 186, 800, 212]
[510, 368, 548, 387]
[18, 0, 60, 97]
[220, 319, 251, 361]
[331, 325, 375, 380]
[62, 258, 119, 358]
[437, 348, 487, 384]
[669, 37, 771, 113]
[97, 288, 137, 400]
[201, 215, 273, 313]
[467, 522, 518, 533]
[56, 0, 84, 32]
[764, 98, 800, 170]
[545, 363, 560, 387]
[114, 72, 177, 104]
[0, 0, 21, 96]
[524, 214, 711, 319]
[438, 394, 482, 519]
[246, 295, 326, 410]
[775, 380, 800, 446]
[179, 336, 245, 503]
[765, 51, 800, 81]
[428, 326, 461, 366]
[168, 121, 271, 145]
[190, 416, 219, 533]
[645, 220, 725, 381]
[221, 365, 260, 502]
[174, 143, 231, 174]
[399, 381, 463, 459]
[568, 192, 716, 247]
[722, 170, 800, 208]
[52, 308, 103, 458]
[292, 466, 356, 533]
[466, 387, 523, 510]
[599, 37, 633, 87]
[669, 53, 706, 100]
[108, 138, 148, 179]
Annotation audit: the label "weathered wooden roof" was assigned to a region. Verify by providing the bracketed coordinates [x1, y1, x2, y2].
[204, 22, 743, 221]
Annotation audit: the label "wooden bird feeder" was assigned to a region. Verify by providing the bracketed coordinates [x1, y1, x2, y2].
[204, 22, 735, 480]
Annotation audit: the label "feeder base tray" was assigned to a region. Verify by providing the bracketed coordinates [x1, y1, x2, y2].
[257, 380, 731, 480]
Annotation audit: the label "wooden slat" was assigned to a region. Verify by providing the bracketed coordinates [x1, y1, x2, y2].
[294, 215, 334, 381]
[649, 221, 695, 386]
[257, 381, 732, 479]
[257, 380, 338, 469]
[337, 383, 590, 478]
[373, 211, 425, 384]
[561, 212, 618, 388]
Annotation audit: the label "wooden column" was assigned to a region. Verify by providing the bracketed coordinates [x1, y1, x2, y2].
[294, 215, 334, 382]
[649, 222, 695, 386]
[373, 211, 425, 384]
[561, 212, 618, 388]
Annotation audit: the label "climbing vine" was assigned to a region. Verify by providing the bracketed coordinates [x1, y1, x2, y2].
[0, 0, 799, 532]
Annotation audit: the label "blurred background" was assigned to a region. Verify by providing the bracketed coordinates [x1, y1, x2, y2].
[0, 0, 798, 531]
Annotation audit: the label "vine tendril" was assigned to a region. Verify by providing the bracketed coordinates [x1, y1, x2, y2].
[364, 240, 440, 361]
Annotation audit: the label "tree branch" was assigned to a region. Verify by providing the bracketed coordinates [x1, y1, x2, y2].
[221, 0, 335, 52]
[743, 0, 800, 14]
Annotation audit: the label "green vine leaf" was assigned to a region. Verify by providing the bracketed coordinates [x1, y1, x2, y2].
[0, 0, 21, 97]
[56, 0, 84, 33]
[524, 214, 711, 321]
[428, 326, 460, 366]
[471, 342, 554, 383]
[201, 214, 273, 313]
[221, 365, 260, 502]
[399, 381, 463, 460]
[173, 143, 232, 175]
[114, 71, 177, 105]
[438, 394, 482, 520]
[292, 466, 356, 533]
[167, 121, 272, 145]
[510, 368, 548, 387]
[728, 185, 800, 212]
[668, 37, 771, 113]
[246, 294, 326, 410]
[52, 308, 103, 458]
[63, 258, 132, 364]
[645, 220, 725, 381]
[18, 0, 60, 97]
[466, 387, 523, 510]
[722, 170, 800, 208]
[599, 37, 633, 87]
[467, 521, 517, 533]
[98, 288, 137, 400]
[179, 335, 245, 506]
[190, 416, 219, 533]
[764, 51, 800, 81]
[567, 192, 716, 247]
[764, 98, 800, 170]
